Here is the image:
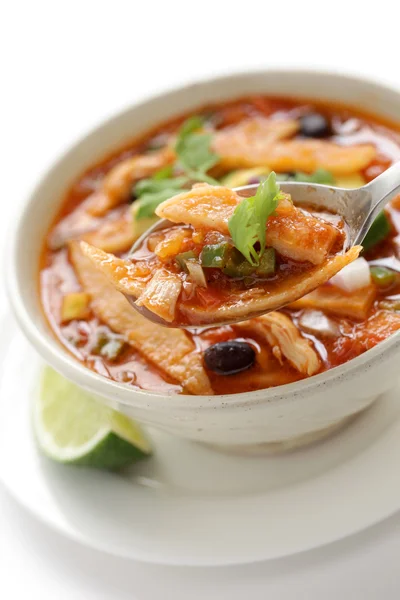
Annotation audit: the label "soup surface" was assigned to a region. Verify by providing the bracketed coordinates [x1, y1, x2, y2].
[40, 95, 400, 395]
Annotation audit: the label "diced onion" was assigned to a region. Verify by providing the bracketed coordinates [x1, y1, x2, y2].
[186, 261, 208, 288]
[299, 310, 340, 337]
[329, 257, 371, 292]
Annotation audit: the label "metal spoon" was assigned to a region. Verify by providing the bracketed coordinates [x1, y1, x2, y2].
[125, 162, 400, 328]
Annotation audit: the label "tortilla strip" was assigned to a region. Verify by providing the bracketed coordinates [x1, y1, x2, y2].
[83, 235, 361, 326]
[356, 311, 400, 348]
[289, 284, 376, 320]
[80, 241, 148, 297]
[179, 246, 362, 325]
[81, 207, 134, 253]
[48, 147, 174, 250]
[102, 147, 175, 209]
[156, 184, 339, 265]
[213, 117, 376, 174]
[50, 116, 374, 250]
[48, 197, 103, 250]
[69, 242, 212, 395]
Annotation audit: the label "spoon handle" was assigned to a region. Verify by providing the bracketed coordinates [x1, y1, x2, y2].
[354, 161, 400, 246]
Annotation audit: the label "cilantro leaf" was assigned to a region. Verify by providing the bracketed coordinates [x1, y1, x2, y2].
[133, 116, 220, 219]
[228, 172, 282, 266]
[134, 175, 188, 219]
[175, 117, 220, 184]
[177, 116, 204, 138]
[136, 188, 185, 219]
[152, 165, 174, 180]
[135, 175, 188, 197]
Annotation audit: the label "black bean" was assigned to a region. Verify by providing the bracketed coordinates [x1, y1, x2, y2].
[299, 113, 332, 138]
[204, 341, 256, 375]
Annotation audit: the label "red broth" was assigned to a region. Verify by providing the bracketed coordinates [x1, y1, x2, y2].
[40, 96, 400, 394]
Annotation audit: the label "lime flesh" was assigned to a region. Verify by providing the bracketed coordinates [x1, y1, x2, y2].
[34, 367, 152, 469]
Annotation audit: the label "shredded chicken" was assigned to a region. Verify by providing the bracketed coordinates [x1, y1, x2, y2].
[289, 284, 377, 320]
[213, 117, 376, 174]
[69, 241, 213, 395]
[136, 269, 182, 323]
[259, 312, 320, 376]
[156, 184, 339, 265]
[238, 312, 320, 376]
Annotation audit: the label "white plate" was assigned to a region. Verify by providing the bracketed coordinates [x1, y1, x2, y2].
[1, 315, 400, 566]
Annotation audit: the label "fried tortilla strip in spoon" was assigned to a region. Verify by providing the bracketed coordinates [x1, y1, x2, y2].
[177, 246, 361, 325]
[80, 238, 361, 327]
[80, 243, 183, 324]
[156, 183, 339, 265]
[69, 241, 213, 395]
[79, 179, 360, 327]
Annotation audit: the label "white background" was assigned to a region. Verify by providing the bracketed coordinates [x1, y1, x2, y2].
[2, 1, 400, 597]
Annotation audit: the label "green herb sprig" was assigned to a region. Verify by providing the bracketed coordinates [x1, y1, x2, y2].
[174, 117, 219, 185]
[228, 172, 283, 266]
[134, 117, 219, 219]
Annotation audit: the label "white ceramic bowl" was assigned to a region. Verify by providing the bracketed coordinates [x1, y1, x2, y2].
[7, 70, 400, 453]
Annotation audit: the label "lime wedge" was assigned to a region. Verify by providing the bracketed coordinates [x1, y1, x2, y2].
[34, 366, 152, 469]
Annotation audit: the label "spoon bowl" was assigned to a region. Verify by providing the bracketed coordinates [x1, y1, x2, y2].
[125, 163, 400, 328]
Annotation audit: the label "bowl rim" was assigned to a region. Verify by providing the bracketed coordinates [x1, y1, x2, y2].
[6, 67, 400, 411]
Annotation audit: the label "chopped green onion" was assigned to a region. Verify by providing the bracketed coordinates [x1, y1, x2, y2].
[222, 247, 276, 278]
[186, 261, 207, 287]
[200, 242, 233, 268]
[223, 248, 256, 277]
[100, 339, 126, 361]
[175, 251, 197, 272]
[370, 266, 397, 288]
[90, 329, 109, 353]
[61, 292, 91, 323]
[90, 328, 126, 361]
[362, 212, 391, 251]
[255, 248, 276, 276]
